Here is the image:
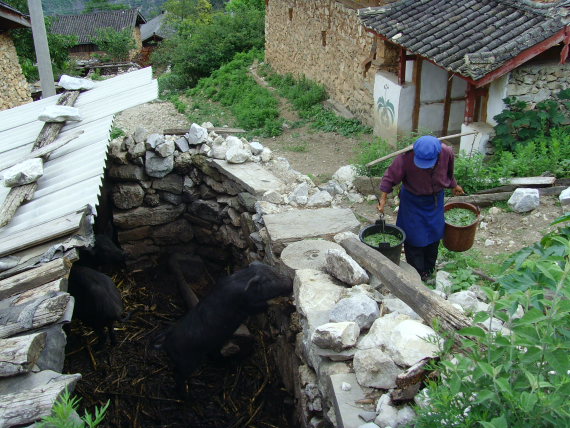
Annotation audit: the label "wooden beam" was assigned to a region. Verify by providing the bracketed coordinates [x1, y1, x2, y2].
[449, 186, 566, 207]
[398, 46, 406, 85]
[339, 237, 471, 332]
[0, 372, 81, 427]
[0, 257, 72, 301]
[0, 183, 37, 228]
[163, 127, 246, 135]
[442, 71, 453, 135]
[0, 332, 47, 377]
[412, 58, 422, 132]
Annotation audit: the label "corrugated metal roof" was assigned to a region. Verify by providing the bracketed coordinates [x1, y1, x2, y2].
[0, 66, 158, 257]
[50, 8, 146, 45]
[358, 0, 568, 82]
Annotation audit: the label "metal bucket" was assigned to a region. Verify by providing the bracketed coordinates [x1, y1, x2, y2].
[359, 221, 406, 265]
[443, 202, 480, 252]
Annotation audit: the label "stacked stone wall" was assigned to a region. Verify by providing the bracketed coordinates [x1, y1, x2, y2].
[507, 61, 570, 103]
[265, 0, 379, 126]
[0, 33, 32, 111]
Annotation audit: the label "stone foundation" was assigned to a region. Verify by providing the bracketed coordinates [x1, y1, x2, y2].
[507, 61, 570, 103]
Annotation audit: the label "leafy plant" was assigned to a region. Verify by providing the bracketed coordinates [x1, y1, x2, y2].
[93, 27, 136, 62]
[110, 126, 125, 139]
[354, 133, 420, 177]
[37, 390, 109, 428]
[414, 223, 570, 427]
[453, 152, 503, 194]
[492, 90, 570, 152]
[168, 95, 187, 113]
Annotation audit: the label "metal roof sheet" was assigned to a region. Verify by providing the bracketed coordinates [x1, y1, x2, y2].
[0, 67, 158, 257]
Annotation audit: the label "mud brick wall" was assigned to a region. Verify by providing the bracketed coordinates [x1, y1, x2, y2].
[265, 0, 386, 126]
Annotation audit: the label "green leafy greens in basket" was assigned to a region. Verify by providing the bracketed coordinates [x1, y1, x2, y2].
[445, 208, 477, 226]
[363, 233, 402, 247]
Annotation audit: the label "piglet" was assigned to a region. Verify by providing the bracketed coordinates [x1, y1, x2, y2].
[68, 265, 124, 348]
[155, 261, 293, 396]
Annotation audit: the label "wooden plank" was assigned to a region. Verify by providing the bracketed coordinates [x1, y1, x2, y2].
[0, 210, 86, 257]
[451, 186, 565, 207]
[412, 58, 422, 132]
[163, 127, 246, 135]
[0, 372, 81, 427]
[33, 91, 80, 151]
[0, 292, 71, 339]
[0, 258, 72, 301]
[6, 279, 66, 307]
[0, 183, 37, 228]
[0, 332, 47, 377]
[477, 176, 557, 194]
[340, 237, 471, 332]
[442, 71, 453, 135]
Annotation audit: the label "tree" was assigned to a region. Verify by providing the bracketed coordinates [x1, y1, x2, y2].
[84, 0, 129, 13]
[93, 27, 136, 61]
[225, 0, 264, 12]
[163, 0, 212, 24]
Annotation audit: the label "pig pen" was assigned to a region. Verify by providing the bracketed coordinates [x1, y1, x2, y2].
[63, 264, 295, 428]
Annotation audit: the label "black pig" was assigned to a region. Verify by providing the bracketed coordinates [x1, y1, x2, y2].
[156, 261, 293, 396]
[68, 264, 124, 348]
[78, 234, 126, 270]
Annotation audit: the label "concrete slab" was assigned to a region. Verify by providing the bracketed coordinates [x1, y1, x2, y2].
[264, 208, 361, 255]
[211, 159, 285, 196]
[328, 373, 375, 428]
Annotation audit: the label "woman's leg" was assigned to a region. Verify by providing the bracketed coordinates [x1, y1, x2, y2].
[404, 243, 425, 276]
[422, 240, 440, 277]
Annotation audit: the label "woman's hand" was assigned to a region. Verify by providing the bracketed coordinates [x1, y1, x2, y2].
[377, 192, 388, 213]
[453, 185, 465, 196]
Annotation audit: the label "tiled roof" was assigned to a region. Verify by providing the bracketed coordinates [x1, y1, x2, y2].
[51, 9, 146, 45]
[0, 0, 30, 28]
[358, 0, 569, 82]
[141, 11, 174, 41]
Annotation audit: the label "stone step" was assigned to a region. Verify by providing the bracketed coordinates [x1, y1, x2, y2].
[263, 207, 361, 255]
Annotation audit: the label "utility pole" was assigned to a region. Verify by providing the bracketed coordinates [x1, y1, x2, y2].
[28, 0, 56, 98]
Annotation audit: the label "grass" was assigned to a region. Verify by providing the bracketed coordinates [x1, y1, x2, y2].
[284, 143, 308, 152]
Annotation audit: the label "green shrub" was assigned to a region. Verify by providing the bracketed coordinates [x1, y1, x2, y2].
[38, 389, 109, 428]
[453, 152, 504, 194]
[302, 106, 373, 137]
[414, 220, 570, 427]
[492, 89, 570, 152]
[168, 95, 187, 113]
[110, 127, 125, 139]
[354, 133, 420, 177]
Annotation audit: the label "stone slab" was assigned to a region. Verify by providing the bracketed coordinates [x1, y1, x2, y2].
[264, 208, 360, 255]
[328, 373, 374, 428]
[212, 160, 285, 196]
[281, 239, 344, 277]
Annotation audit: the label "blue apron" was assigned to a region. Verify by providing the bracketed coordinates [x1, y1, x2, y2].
[396, 186, 444, 247]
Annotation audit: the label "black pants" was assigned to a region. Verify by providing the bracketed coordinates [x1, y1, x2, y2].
[404, 240, 439, 280]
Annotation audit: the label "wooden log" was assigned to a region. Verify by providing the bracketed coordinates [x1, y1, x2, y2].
[0, 183, 37, 228]
[449, 186, 566, 207]
[339, 237, 471, 332]
[163, 127, 246, 135]
[476, 176, 557, 194]
[0, 372, 81, 427]
[6, 279, 67, 307]
[365, 131, 478, 167]
[395, 357, 432, 388]
[0, 332, 47, 377]
[0, 257, 72, 301]
[0, 292, 71, 339]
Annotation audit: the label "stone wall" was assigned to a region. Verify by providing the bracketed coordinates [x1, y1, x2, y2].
[507, 61, 570, 103]
[265, 0, 386, 126]
[0, 32, 32, 112]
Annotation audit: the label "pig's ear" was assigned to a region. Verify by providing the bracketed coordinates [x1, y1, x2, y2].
[244, 275, 262, 292]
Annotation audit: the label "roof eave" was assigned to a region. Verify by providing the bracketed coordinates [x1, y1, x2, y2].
[0, 8, 31, 28]
[468, 26, 567, 88]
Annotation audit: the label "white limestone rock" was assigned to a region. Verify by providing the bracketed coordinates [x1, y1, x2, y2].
[226, 146, 250, 164]
[290, 182, 310, 205]
[357, 313, 411, 350]
[262, 190, 283, 204]
[2, 158, 44, 187]
[311, 321, 360, 352]
[308, 190, 333, 207]
[58, 75, 95, 90]
[386, 320, 440, 367]
[187, 123, 209, 145]
[211, 139, 228, 159]
[260, 147, 272, 162]
[329, 294, 380, 330]
[146, 133, 164, 150]
[325, 249, 369, 285]
[249, 141, 264, 155]
[375, 394, 399, 428]
[175, 136, 190, 152]
[333, 165, 358, 187]
[381, 298, 421, 320]
[508, 188, 540, 213]
[333, 231, 360, 243]
[448, 290, 488, 313]
[435, 270, 454, 295]
[156, 140, 175, 158]
[38, 105, 81, 122]
[354, 349, 401, 389]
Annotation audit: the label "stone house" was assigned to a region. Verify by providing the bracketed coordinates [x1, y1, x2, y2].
[0, 0, 32, 111]
[265, 0, 570, 151]
[139, 11, 174, 65]
[50, 8, 146, 61]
